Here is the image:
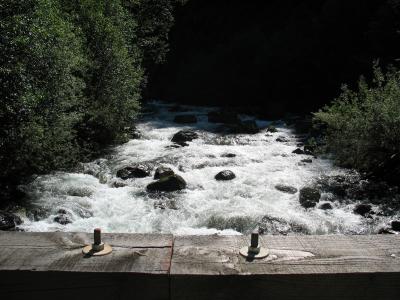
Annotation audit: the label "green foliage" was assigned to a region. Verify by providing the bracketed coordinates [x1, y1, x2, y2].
[314, 65, 400, 173]
[0, 0, 176, 196]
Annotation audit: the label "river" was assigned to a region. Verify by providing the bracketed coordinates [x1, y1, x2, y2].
[18, 101, 393, 235]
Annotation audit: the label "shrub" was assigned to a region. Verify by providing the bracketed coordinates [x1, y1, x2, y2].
[314, 64, 400, 175]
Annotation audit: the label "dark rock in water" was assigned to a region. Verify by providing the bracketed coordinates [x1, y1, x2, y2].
[57, 209, 67, 215]
[208, 110, 240, 124]
[319, 203, 333, 210]
[231, 120, 260, 134]
[299, 187, 321, 208]
[131, 130, 142, 139]
[171, 130, 198, 146]
[378, 227, 396, 234]
[353, 204, 372, 216]
[221, 153, 236, 158]
[154, 166, 174, 180]
[267, 125, 278, 133]
[293, 148, 305, 155]
[165, 144, 182, 149]
[391, 220, 400, 231]
[0, 211, 22, 230]
[117, 164, 152, 179]
[275, 184, 298, 194]
[54, 214, 71, 225]
[301, 159, 313, 163]
[147, 174, 187, 192]
[276, 136, 289, 143]
[26, 208, 49, 221]
[215, 170, 236, 181]
[112, 181, 127, 188]
[173, 114, 197, 124]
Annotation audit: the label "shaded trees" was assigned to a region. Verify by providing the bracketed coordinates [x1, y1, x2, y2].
[0, 0, 176, 202]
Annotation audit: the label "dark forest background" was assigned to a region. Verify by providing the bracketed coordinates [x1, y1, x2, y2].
[150, 0, 400, 117]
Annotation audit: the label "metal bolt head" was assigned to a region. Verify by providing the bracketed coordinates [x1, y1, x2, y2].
[250, 229, 259, 248]
[94, 228, 102, 245]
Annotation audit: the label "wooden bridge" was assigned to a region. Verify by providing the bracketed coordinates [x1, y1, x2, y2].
[0, 232, 399, 300]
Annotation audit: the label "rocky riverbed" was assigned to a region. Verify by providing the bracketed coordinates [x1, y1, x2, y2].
[3, 101, 400, 235]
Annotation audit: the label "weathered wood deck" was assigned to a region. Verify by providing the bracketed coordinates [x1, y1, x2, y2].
[1, 232, 399, 299]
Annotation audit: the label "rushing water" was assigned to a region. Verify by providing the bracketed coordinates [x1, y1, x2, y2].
[18, 101, 394, 235]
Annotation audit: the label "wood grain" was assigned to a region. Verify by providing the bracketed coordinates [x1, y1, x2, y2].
[1, 232, 400, 300]
[171, 235, 400, 300]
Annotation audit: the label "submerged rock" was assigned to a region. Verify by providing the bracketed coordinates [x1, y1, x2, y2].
[275, 184, 298, 194]
[0, 211, 22, 231]
[147, 174, 187, 192]
[173, 114, 197, 124]
[353, 204, 372, 216]
[259, 215, 309, 235]
[299, 187, 321, 208]
[319, 203, 333, 210]
[215, 170, 236, 181]
[26, 208, 49, 222]
[208, 110, 240, 124]
[171, 130, 198, 146]
[54, 214, 71, 225]
[154, 166, 174, 180]
[221, 153, 236, 158]
[276, 136, 289, 143]
[292, 148, 305, 155]
[267, 125, 278, 133]
[117, 164, 152, 179]
[301, 159, 313, 163]
[111, 181, 127, 188]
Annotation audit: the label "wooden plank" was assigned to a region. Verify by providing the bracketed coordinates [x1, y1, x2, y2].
[0, 232, 173, 273]
[171, 235, 400, 300]
[0, 232, 172, 300]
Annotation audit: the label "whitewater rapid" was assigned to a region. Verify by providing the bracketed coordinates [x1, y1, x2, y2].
[18, 101, 391, 235]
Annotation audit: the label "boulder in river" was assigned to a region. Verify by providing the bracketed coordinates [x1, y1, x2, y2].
[215, 170, 236, 181]
[117, 164, 152, 179]
[267, 125, 278, 133]
[171, 130, 198, 146]
[0, 211, 22, 231]
[147, 174, 187, 192]
[276, 136, 289, 143]
[54, 214, 71, 225]
[353, 204, 372, 216]
[299, 187, 321, 208]
[173, 114, 197, 124]
[292, 148, 305, 155]
[275, 184, 298, 194]
[391, 220, 400, 232]
[154, 166, 175, 180]
[208, 110, 240, 124]
[319, 203, 333, 210]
